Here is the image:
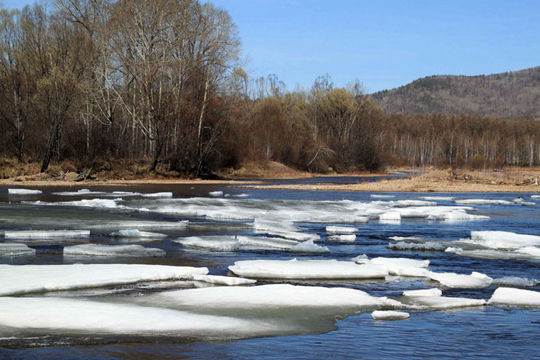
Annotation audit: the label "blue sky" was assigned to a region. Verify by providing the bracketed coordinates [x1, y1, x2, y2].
[4, 0, 540, 93]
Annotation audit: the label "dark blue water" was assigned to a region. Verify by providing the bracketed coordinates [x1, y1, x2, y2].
[0, 182, 539, 359]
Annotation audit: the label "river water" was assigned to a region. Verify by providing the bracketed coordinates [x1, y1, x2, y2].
[0, 178, 538, 359]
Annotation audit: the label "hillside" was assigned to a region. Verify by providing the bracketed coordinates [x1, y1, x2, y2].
[370, 67, 540, 119]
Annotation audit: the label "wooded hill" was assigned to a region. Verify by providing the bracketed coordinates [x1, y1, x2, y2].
[371, 67, 540, 120]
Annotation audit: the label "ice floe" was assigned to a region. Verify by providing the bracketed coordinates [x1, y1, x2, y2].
[455, 199, 513, 205]
[488, 287, 540, 307]
[7, 188, 42, 195]
[370, 194, 395, 198]
[400, 294, 486, 310]
[175, 236, 240, 252]
[192, 274, 256, 286]
[420, 196, 454, 201]
[402, 288, 442, 297]
[355, 256, 430, 277]
[445, 247, 540, 260]
[63, 244, 166, 257]
[388, 242, 447, 252]
[237, 236, 299, 250]
[428, 271, 492, 289]
[110, 229, 167, 238]
[209, 191, 224, 197]
[289, 240, 329, 254]
[0, 243, 35, 257]
[0, 264, 208, 296]
[371, 310, 410, 320]
[492, 276, 537, 288]
[379, 212, 401, 222]
[327, 234, 357, 243]
[326, 225, 358, 234]
[4, 230, 90, 240]
[229, 259, 389, 280]
[458, 231, 540, 250]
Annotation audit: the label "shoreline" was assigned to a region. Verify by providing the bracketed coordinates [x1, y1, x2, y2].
[1, 167, 540, 193]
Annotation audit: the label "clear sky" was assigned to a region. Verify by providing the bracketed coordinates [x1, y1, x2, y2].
[4, 0, 540, 93]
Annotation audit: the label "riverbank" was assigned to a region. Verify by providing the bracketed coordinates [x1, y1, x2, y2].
[247, 168, 540, 193]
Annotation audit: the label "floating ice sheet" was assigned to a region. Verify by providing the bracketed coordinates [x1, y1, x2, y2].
[488, 287, 540, 307]
[192, 275, 256, 286]
[4, 230, 90, 240]
[388, 242, 447, 252]
[110, 229, 167, 238]
[355, 256, 430, 277]
[229, 259, 389, 280]
[7, 188, 42, 195]
[402, 288, 442, 297]
[492, 276, 537, 288]
[289, 240, 329, 254]
[326, 226, 358, 234]
[428, 271, 492, 289]
[327, 234, 356, 243]
[0, 264, 208, 296]
[400, 295, 486, 310]
[175, 236, 239, 252]
[455, 199, 513, 205]
[64, 244, 166, 258]
[0, 243, 35, 257]
[460, 231, 540, 250]
[371, 311, 410, 320]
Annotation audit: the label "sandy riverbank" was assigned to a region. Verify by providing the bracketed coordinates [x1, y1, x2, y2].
[246, 168, 540, 193]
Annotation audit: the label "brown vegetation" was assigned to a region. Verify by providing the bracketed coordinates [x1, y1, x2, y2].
[1, 1, 540, 181]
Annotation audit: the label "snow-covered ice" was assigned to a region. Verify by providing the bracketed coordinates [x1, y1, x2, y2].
[0, 243, 35, 257]
[64, 244, 166, 257]
[4, 230, 90, 240]
[488, 287, 540, 307]
[355, 256, 430, 277]
[327, 234, 356, 243]
[209, 191, 224, 197]
[326, 226, 358, 234]
[289, 240, 329, 254]
[8, 188, 42, 195]
[428, 271, 492, 289]
[175, 236, 239, 252]
[492, 277, 537, 288]
[229, 259, 389, 280]
[110, 229, 167, 238]
[459, 231, 540, 250]
[0, 264, 208, 296]
[402, 288, 442, 297]
[371, 310, 410, 320]
[455, 199, 513, 205]
[192, 274, 257, 286]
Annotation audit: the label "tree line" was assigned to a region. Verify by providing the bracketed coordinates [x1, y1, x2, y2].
[1, 0, 540, 177]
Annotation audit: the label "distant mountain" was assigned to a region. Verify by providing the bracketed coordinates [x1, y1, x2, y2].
[370, 67, 540, 120]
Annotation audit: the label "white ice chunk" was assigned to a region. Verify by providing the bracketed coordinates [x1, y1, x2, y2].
[145, 284, 401, 312]
[388, 242, 447, 251]
[64, 244, 165, 258]
[370, 194, 395, 198]
[465, 231, 540, 250]
[402, 288, 442, 297]
[371, 310, 410, 320]
[110, 229, 167, 238]
[0, 264, 208, 296]
[488, 287, 540, 307]
[192, 274, 256, 286]
[428, 271, 492, 289]
[443, 210, 489, 222]
[229, 259, 389, 280]
[446, 246, 540, 260]
[237, 236, 298, 250]
[401, 295, 486, 310]
[53, 189, 106, 196]
[393, 200, 436, 207]
[175, 236, 239, 252]
[516, 246, 540, 257]
[532, 195, 540, 199]
[141, 192, 173, 198]
[356, 257, 430, 277]
[4, 230, 90, 239]
[209, 191, 224, 197]
[7, 188, 42, 195]
[327, 234, 356, 243]
[326, 225, 358, 234]
[455, 199, 513, 205]
[420, 196, 454, 201]
[379, 212, 401, 221]
[0, 243, 35, 257]
[492, 277, 537, 288]
[289, 240, 329, 254]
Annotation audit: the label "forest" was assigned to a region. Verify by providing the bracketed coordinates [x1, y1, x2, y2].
[1, 0, 540, 178]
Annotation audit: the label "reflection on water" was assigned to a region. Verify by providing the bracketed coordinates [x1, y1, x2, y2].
[0, 180, 539, 359]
